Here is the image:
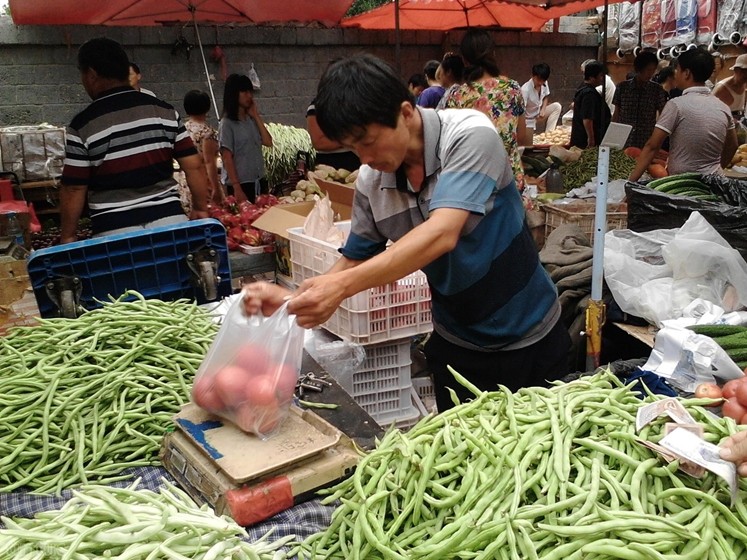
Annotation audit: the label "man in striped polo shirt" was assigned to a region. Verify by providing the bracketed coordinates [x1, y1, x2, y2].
[60, 38, 210, 243]
[244, 54, 569, 411]
[629, 47, 738, 182]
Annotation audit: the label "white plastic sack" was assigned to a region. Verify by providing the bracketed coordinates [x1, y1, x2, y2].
[604, 212, 747, 326]
[642, 327, 743, 392]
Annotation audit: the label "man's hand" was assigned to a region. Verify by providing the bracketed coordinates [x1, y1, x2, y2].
[190, 209, 209, 220]
[242, 281, 291, 318]
[287, 273, 348, 329]
[719, 430, 747, 477]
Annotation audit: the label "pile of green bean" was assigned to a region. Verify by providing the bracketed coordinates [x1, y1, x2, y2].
[0, 291, 218, 494]
[295, 370, 747, 559]
[561, 148, 636, 190]
[0, 478, 293, 559]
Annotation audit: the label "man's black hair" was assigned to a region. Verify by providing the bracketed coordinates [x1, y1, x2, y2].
[423, 60, 440, 81]
[408, 73, 427, 89]
[130, 62, 141, 74]
[676, 47, 715, 83]
[78, 37, 129, 81]
[222, 73, 253, 121]
[461, 29, 500, 82]
[583, 60, 605, 80]
[315, 54, 415, 143]
[655, 65, 675, 83]
[183, 89, 211, 116]
[633, 51, 659, 73]
[532, 63, 551, 80]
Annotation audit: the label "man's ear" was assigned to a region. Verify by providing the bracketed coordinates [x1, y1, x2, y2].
[400, 100, 415, 119]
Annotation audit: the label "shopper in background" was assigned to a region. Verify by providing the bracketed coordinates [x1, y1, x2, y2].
[712, 53, 747, 142]
[417, 59, 445, 108]
[443, 29, 526, 189]
[407, 73, 427, 103]
[520, 62, 562, 146]
[581, 58, 615, 113]
[242, 54, 569, 412]
[629, 47, 737, 181]
[128, 63, 156, 97]
[219, 74, 273, 204]
[306, 98, 361, 171]
[570, 60, 610, 149]
[183, 90, 223, 205]
[435, 52, 465, 110]
[60, 38, 210, 242]
[612, 51, 669, 149]
[655, 65, 679, 99]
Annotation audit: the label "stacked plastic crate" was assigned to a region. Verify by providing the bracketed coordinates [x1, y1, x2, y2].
[288, 222, 432, 428]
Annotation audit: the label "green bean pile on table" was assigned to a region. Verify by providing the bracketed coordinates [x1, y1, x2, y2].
[293, 370, 747, 560]
[0, 292, 218, 494]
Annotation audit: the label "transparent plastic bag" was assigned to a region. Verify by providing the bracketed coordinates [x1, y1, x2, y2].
[191, 299, 304, 438]
[604, 212, 747, 326]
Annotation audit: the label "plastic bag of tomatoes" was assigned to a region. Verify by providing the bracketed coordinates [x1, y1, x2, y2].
[192, 298, 304, 439]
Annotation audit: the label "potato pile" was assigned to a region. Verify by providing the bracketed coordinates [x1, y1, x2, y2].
[728, 143, 747, 168]
[533, 127, 571, 147]
[308, 164, 358, 184]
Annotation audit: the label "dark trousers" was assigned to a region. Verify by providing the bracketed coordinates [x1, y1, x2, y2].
[424, 319, 571, 412]
[227, 179, 268, 204]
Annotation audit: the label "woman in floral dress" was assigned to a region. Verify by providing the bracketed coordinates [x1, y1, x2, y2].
[443, 29, 527, 190]
[183, 90, 224, 207]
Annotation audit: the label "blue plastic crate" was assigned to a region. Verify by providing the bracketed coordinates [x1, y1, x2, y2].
[28, 219, 232, 318]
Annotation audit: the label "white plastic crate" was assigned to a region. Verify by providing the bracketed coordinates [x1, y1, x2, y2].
[375, 387, 428, 431]
[349, 337, 413, 419]
[412, 375, 438, 414]
[288, 222, 432, 344]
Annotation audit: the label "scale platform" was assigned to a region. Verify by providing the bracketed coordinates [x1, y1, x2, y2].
[27, 218, 232, 318]
[160, 403, 361, 526]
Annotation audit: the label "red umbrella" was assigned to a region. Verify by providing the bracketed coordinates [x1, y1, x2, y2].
[9, 0, 354, 27]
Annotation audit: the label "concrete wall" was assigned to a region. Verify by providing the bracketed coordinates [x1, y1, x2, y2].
[0, 17, 599, 130]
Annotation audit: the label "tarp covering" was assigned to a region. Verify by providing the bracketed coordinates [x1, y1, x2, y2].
[342, 0, 636, 32]
[9, 0, 355, 27]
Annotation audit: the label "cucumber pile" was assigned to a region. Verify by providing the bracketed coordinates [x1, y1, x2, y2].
[688, 324, 747, 369]
[647, 173, 720, 201]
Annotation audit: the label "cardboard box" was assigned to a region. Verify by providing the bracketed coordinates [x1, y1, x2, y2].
[0, 253, 30, 307]
[253, 181, 353, 276]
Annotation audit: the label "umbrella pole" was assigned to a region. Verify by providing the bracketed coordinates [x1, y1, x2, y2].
[192, 15, 220, 120]
[586, 145, 610, 370]
[395, 0, 401, 73]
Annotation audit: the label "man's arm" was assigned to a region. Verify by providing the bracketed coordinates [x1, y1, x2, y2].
[721, 127, 739, 169]
[629, 128, 669, 182]
[177, 152, 211, 218]
[220, 148, 247, 203]
[712, 82, 735, 109]
[59, 184, 87, 244]
[611, 105, 620, 123]
[583, 118, 596, 147]
[287, 207, 470, 328]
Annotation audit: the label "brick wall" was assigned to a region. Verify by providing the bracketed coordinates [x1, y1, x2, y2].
[0, 17, 599, 130]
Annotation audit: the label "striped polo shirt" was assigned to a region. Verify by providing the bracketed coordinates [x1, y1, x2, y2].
[62, 86, 196, 234]
[656, 86, 734, 176]
[342, 107, 560, 351]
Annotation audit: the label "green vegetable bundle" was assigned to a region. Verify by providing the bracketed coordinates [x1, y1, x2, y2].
[263, 123, 315, 188]
[0, 292, 218, 494]
[562, 148, 636, 190]
[646, 173, 720, 201]
[295, 370, 747, 559]
[0, 479, 293, 559]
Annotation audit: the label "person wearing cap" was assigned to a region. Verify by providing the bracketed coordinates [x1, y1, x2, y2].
[629, 47, 738, 182]
[712, 54, 747, 141]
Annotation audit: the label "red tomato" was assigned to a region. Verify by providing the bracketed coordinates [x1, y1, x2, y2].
[234, 344, 271, 376]
[234, 403, 257, 433]
[214, 365, 251, 408]
[736, 382, 747, 408]
[722, 379, 746, 400]
[694, 383, 723, 401]
[255, 407, 282, 435]
[722, 397, 747, 422]
[192, 376, 224, 412]
[275, 363, 299, 402]
[245, 374, 279, 408]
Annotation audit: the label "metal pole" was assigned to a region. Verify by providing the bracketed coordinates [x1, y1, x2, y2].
[192, 14, 220, 119]
[586, 145, 610, 370]
[395, 0, 401, 74]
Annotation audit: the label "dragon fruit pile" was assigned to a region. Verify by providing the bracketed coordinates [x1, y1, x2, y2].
[208, 194, 280, 251]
